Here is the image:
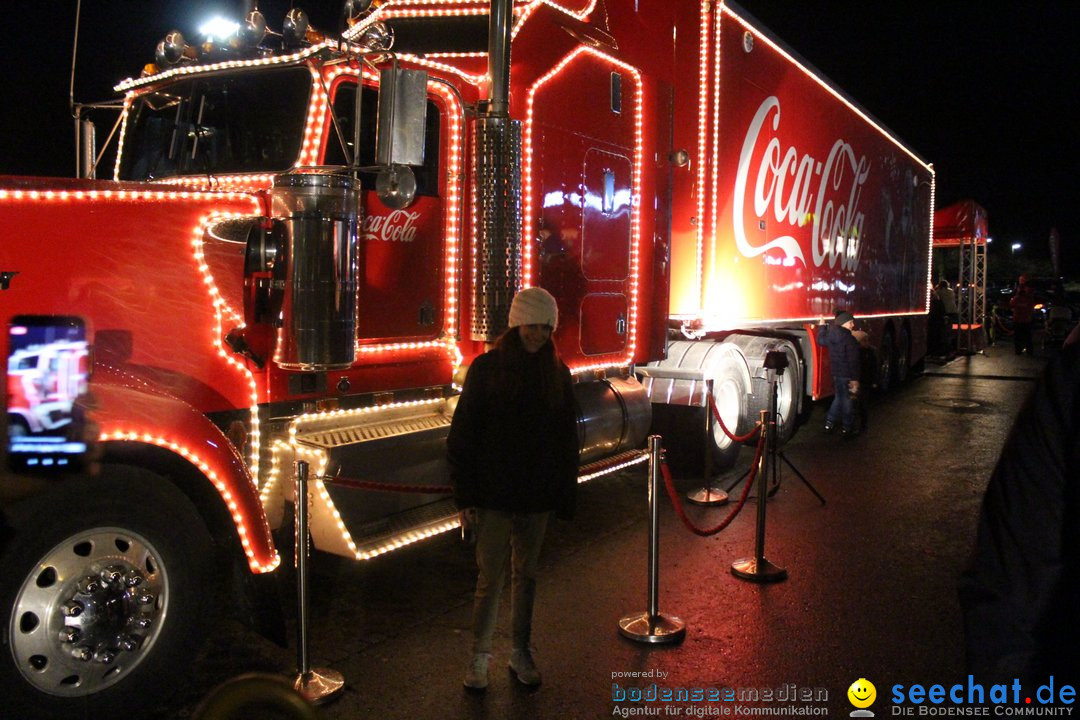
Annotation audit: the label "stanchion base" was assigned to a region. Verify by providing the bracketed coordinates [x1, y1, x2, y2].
[618, 612, 686, 644]
[686, 486, 729, 505]
[731, 557, 787, 583]
[294, 668, 346, 705]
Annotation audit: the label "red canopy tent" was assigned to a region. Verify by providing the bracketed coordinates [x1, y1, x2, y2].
[933, 200, 988, 352]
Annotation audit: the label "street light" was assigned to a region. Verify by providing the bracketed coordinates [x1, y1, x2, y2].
[1011, 242, 1022, 254]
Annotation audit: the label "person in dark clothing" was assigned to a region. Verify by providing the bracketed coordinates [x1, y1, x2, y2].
[447, 287, 579, 691]
[959, 336, 1079, 683]
[1010, 274, 1037, 355]
[928, 283, 947, 356]
[937, 280, 959, 352]
[818, 310, 861, 436]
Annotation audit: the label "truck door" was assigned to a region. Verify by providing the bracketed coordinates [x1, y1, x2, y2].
[324, 78, 446, 345]
[530, 51, 641, 367]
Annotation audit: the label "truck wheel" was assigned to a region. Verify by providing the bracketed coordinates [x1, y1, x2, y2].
[0, 466, 215, 719]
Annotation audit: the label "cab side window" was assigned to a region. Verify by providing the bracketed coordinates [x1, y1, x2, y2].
[324, 82, 441, 196]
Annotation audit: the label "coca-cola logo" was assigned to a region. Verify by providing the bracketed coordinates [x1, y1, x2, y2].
[733, 96, 870, 271]
[361, 209, 421, 243]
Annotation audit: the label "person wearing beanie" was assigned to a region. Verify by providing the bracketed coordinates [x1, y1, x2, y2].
[817, 308, 862, 436]
[447, 286, 579, 691]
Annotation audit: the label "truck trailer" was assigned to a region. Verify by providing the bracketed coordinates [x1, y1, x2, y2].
[0, 1, 933, 715]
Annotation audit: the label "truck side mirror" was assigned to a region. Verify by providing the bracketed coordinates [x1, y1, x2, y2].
[376, 67, 428, 167]
[374, 68, 427, 209]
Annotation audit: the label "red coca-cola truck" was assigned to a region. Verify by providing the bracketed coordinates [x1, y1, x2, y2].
[0, 1, 933, 715]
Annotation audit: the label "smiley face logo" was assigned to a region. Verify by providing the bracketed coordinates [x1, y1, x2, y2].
[848, 678, 876, 709]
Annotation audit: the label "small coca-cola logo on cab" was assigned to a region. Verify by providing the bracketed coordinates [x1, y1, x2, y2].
[362, 209, 421, 243]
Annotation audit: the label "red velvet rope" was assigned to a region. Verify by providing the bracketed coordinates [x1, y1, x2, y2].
[321, 475, 453, 495]
[709, 392, 762, 443]
[660, 431, 765, 537]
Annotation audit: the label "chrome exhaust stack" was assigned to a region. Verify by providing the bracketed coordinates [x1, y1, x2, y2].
[271, 171, 361, 370]
[470, 0, 521, 342]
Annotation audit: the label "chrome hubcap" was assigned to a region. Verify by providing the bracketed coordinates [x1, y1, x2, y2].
[10, 528, 167, 697]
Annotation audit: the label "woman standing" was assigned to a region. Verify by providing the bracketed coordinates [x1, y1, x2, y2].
[447, 287, 579, 691]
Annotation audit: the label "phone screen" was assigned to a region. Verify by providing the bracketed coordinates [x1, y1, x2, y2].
[6, 316, 89, 471]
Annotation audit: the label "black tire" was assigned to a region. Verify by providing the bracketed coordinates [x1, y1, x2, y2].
[0, 466, 215, 719]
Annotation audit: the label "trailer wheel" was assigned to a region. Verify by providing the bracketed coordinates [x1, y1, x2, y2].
[705, 353, 751, 469]
[0, 466, 215, 719]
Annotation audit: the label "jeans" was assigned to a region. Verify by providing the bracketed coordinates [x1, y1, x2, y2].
[826, 376, 854, 431]
[471, 509, 550, 654]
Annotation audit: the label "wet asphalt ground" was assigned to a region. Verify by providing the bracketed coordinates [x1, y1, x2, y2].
[151, 342, 1056, 720]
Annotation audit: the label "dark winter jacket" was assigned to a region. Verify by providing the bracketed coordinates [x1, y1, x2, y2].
[447, 347, 579, 518]
[1010, 285, 1037, 324]
[818, 322, 861, 380]
[959, 341, 1080, 682]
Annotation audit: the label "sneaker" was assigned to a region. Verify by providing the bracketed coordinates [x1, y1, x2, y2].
[509, 647, 542, 686]
[464, 652, 491, 690]
[823, 422, 835, 434]
[840, 426, 860, 439]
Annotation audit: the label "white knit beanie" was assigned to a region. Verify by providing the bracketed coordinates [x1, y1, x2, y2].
[508, 287, 558, 330]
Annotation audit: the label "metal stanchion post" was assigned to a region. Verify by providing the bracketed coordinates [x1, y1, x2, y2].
[619, 436, 686, 644]
[687, 379, 729, 506]
[731, 401, 787, 583]
[293, 461, 345, 704]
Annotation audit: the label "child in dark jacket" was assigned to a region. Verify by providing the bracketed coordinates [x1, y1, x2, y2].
[447, 287, 579, 692]
[818, 310, 861, 436]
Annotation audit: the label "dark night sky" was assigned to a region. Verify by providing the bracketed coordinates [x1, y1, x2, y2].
[4, 1, 1078, 274]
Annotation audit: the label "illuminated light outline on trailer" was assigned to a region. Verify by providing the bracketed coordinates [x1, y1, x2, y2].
[924, 177, 936, 312]
[695, 0, 712, 313]
[98, 430, 281, 573]
[708, 3, 724, 311]
[521, 46, 645, 374]
[687, 3, 938, 324]
[718, 2, 932, 171]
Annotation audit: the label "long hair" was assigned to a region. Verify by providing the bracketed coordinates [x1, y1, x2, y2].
[489, 327, 566, 409]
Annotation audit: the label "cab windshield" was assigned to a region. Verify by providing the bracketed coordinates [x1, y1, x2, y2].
[116, 65, 310, 180]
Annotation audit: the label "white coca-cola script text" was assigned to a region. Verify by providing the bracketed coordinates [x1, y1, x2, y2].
[733, 96, 869, 271]
[362, 209, 422, 243]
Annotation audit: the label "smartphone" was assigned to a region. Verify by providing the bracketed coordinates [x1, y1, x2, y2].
[6, 315, 89, 472]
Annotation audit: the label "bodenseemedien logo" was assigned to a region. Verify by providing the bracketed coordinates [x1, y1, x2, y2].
[849, 678, 877, 717]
